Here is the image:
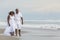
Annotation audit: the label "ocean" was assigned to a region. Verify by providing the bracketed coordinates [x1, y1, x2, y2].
[0, 20, 60, 29]
[0, 11, 60, 28]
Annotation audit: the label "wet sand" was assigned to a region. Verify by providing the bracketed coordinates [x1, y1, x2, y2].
[21, 27, 60, 40]
[0, 29, 19, 40]
[0, 27, 60, 40]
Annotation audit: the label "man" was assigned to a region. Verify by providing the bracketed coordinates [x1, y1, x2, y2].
[15, 9, 23, 36]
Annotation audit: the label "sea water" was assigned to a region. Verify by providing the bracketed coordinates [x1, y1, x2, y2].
[0, 20, 60, 29]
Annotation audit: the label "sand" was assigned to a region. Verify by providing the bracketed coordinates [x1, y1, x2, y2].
[0, 29, 19, 40]
[21, 27, 60, 40]
[0, 27, 60, 40]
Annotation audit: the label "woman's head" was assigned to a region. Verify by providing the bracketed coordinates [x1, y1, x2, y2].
[9, 11, 15, 16]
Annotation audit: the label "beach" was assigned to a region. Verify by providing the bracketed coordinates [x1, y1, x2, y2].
[0, 20, 60, 40]
[21, 27, 60, 40]
[0, 26, 60, 40]
[0, 29, 19, 40]
[0, 0, 60, 40]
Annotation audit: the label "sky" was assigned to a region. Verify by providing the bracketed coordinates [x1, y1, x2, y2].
[0, 0, 60, 20]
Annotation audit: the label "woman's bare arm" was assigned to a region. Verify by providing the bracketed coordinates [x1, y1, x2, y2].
[7, 15, 10, 26]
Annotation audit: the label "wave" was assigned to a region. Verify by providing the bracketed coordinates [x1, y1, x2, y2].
[22, 24, 60, 28]
[0, 20, 60, 25]
[0, 20, 60, 29]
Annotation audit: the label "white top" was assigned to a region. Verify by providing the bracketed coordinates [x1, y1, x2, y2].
[15, 12, 22, 21]
[9, 15, 15, 24]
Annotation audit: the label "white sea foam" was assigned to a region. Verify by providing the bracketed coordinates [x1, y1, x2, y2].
[22, 24, 60, 29]
[0, 20, 60, 29]
[0, 22, 7, 25]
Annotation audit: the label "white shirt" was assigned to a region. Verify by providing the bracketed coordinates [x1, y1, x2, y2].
[15, 12, 22, 21]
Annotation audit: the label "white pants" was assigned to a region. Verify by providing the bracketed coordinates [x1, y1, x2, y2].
[15, 21, 22, 29]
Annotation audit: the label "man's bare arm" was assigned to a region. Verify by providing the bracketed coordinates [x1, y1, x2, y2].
[21, 17, 23, 25]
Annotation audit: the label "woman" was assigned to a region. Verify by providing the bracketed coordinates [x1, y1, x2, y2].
[4, 11, 16, 36]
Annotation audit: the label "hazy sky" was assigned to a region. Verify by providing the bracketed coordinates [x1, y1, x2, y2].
[0, 0, 60, 20]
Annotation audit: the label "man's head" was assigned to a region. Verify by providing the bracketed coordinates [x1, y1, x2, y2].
[15, 9, 19, 14]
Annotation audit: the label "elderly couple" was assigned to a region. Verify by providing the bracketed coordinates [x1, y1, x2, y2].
[4, 9, 23, 36]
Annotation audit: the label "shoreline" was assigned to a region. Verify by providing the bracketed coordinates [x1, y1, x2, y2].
[0, 26, 60, 40]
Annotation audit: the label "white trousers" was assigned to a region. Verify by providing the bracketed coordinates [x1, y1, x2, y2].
[15, 21, 22, 29]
